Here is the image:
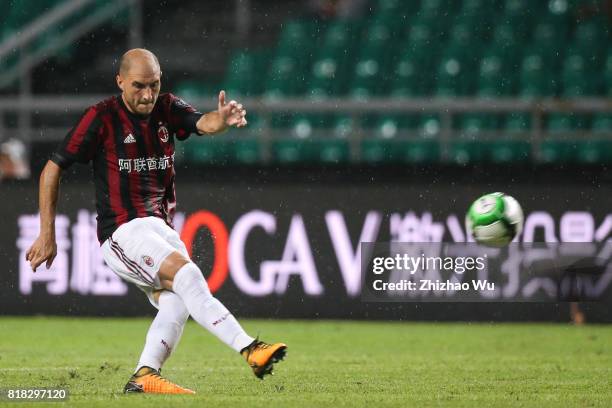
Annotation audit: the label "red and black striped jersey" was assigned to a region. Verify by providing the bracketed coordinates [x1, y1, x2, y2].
[51, 93, 202, 244]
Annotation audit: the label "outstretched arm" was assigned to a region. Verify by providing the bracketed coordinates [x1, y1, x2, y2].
[196, 90, 248, 135]
[26, 160, 62, 272]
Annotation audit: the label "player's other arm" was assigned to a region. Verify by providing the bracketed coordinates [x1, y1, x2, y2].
[25, 160, 62, 272]
[195, 90, 247, 135]
[25, 106, 99, 271]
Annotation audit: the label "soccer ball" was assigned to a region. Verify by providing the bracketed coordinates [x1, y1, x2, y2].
[466, 192, 524, 246]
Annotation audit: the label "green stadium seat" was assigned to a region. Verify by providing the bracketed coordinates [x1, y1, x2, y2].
[174, 81, 213, 100]
[223, 50, 270, 96]
[392, 56, 429, 96]
[503, 0, 543, 29]
[265, 57, 306, 96]
[332, 116, 357, 138]
[372, 114, 418, 138]
[478, 52, 517, 96]
[461, 0, 498, 18]
[272, 138, 349, 164]
[288, 114, 334, 137]
[361, 139, 439, 164]
[436, 52, 475, 96]
[490, 22, 522, 62]
[349, 23, 396, 96]
[318, 138, 351, 164]
[486, 140, 532, 163]
[547, 0, 571, 16]
[272, 139, 314, 163]
[519, 53, 559, 97]
[604, 51, 612, 94]
[184, 138, 228, 165]
[374, 0, 419, 20]
[309, 57, 345, 96]
[449, 139, 483, 165]
[592, 114, 612, 132]
[548, 113, 590, 132]
[448, 139, 531, 164]
[575, 140, 612, 163]
[532, 17, 569, 49]
[574, 19, 609, 46]
[537, 140, 578, 163]
[275, 20, 317, 59]
[418, 114, 443, 137]
[226, 139, 261, 164]
[505, 113, 532, 132]
[460, 114, 500, 133]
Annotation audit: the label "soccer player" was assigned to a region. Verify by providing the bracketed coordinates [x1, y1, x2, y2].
[25, 48, 286, 394]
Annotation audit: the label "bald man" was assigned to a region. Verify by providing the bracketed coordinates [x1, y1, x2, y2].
[25, 49, 286, 394]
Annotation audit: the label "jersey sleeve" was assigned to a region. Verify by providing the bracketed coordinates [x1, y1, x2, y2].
[168, 93, 203, 141]
[51, 107, 102, 169]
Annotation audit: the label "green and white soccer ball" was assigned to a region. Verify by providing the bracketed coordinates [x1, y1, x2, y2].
[466, 192, 524, 246]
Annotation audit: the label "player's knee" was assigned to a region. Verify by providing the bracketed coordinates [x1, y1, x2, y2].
[171, 261, 212, 298]
[158, 251, 190, 282]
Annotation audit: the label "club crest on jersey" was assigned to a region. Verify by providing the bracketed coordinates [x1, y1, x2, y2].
[142, 255, 154, 267]
[158, 124, 169, 143]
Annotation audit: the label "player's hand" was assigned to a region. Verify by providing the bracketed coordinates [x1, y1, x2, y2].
[25, 235, 57, 272]
[217, 90, 247, 128]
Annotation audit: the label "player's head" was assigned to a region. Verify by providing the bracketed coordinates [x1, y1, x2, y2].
[116, 48, 162, 116]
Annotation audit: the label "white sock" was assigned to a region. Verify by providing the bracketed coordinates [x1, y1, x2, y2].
[172, 262, 254, 352]
[135, 290, 189, 373]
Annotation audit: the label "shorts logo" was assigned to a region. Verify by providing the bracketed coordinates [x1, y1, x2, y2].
[158, 125, 169, 143]
[142, 255, 154, 267]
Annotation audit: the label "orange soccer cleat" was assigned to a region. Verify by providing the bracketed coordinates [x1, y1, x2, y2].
[241, 339, 287, 379]
[123, 366, 195, 394]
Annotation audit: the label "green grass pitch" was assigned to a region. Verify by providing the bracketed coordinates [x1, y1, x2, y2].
[0, 317, 610, 407]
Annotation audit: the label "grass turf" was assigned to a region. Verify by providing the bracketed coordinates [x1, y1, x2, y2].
[0, 317, 610, 407]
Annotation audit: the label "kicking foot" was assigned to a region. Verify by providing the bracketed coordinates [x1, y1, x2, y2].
[241, 339, 287, 379]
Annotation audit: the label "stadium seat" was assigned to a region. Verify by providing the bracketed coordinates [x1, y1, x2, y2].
[184, 138, 228, 165]
[490, 22, 522, 63]
[436, 51, 476, 96]
[487, 140, 532, 163]
[361, 138, 439, 164]
[265, 57, 306, 97]
[504, 113, 532, 132]
[224, 50, 270, 96]
[460, 113, 500, 133]
[418, 114, 443, 137]
[272, 138, 349, 164]
[592, 114, 612, 132]
[547, 113, 590, 132]
[575, 140, 612, 163]
[349, 23, 397, 97]
[449, 139, 483, 165]
[537, 140, 578, 163]
[275, 20, 317, 60]
[532, 17, 569, 49]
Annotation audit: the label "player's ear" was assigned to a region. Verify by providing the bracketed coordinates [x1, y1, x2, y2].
[116, 74, 124, 91]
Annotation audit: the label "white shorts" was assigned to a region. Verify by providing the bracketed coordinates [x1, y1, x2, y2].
[101, 216, 189, 308]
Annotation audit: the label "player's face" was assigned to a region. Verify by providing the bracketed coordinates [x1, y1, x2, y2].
[117, 65, 161, 116]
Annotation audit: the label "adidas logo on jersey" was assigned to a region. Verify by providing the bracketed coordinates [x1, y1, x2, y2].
[124, 133, 136, 144]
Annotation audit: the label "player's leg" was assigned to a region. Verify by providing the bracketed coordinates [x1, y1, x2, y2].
[158, 252, 287, 379]
[101, 221, 195, 394]
[152, 218, 287, 378]
[135, 289, 189, 373]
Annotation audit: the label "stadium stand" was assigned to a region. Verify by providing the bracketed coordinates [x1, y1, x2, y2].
[175, 0, 612, 165]
[0, 0, 611, 167]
